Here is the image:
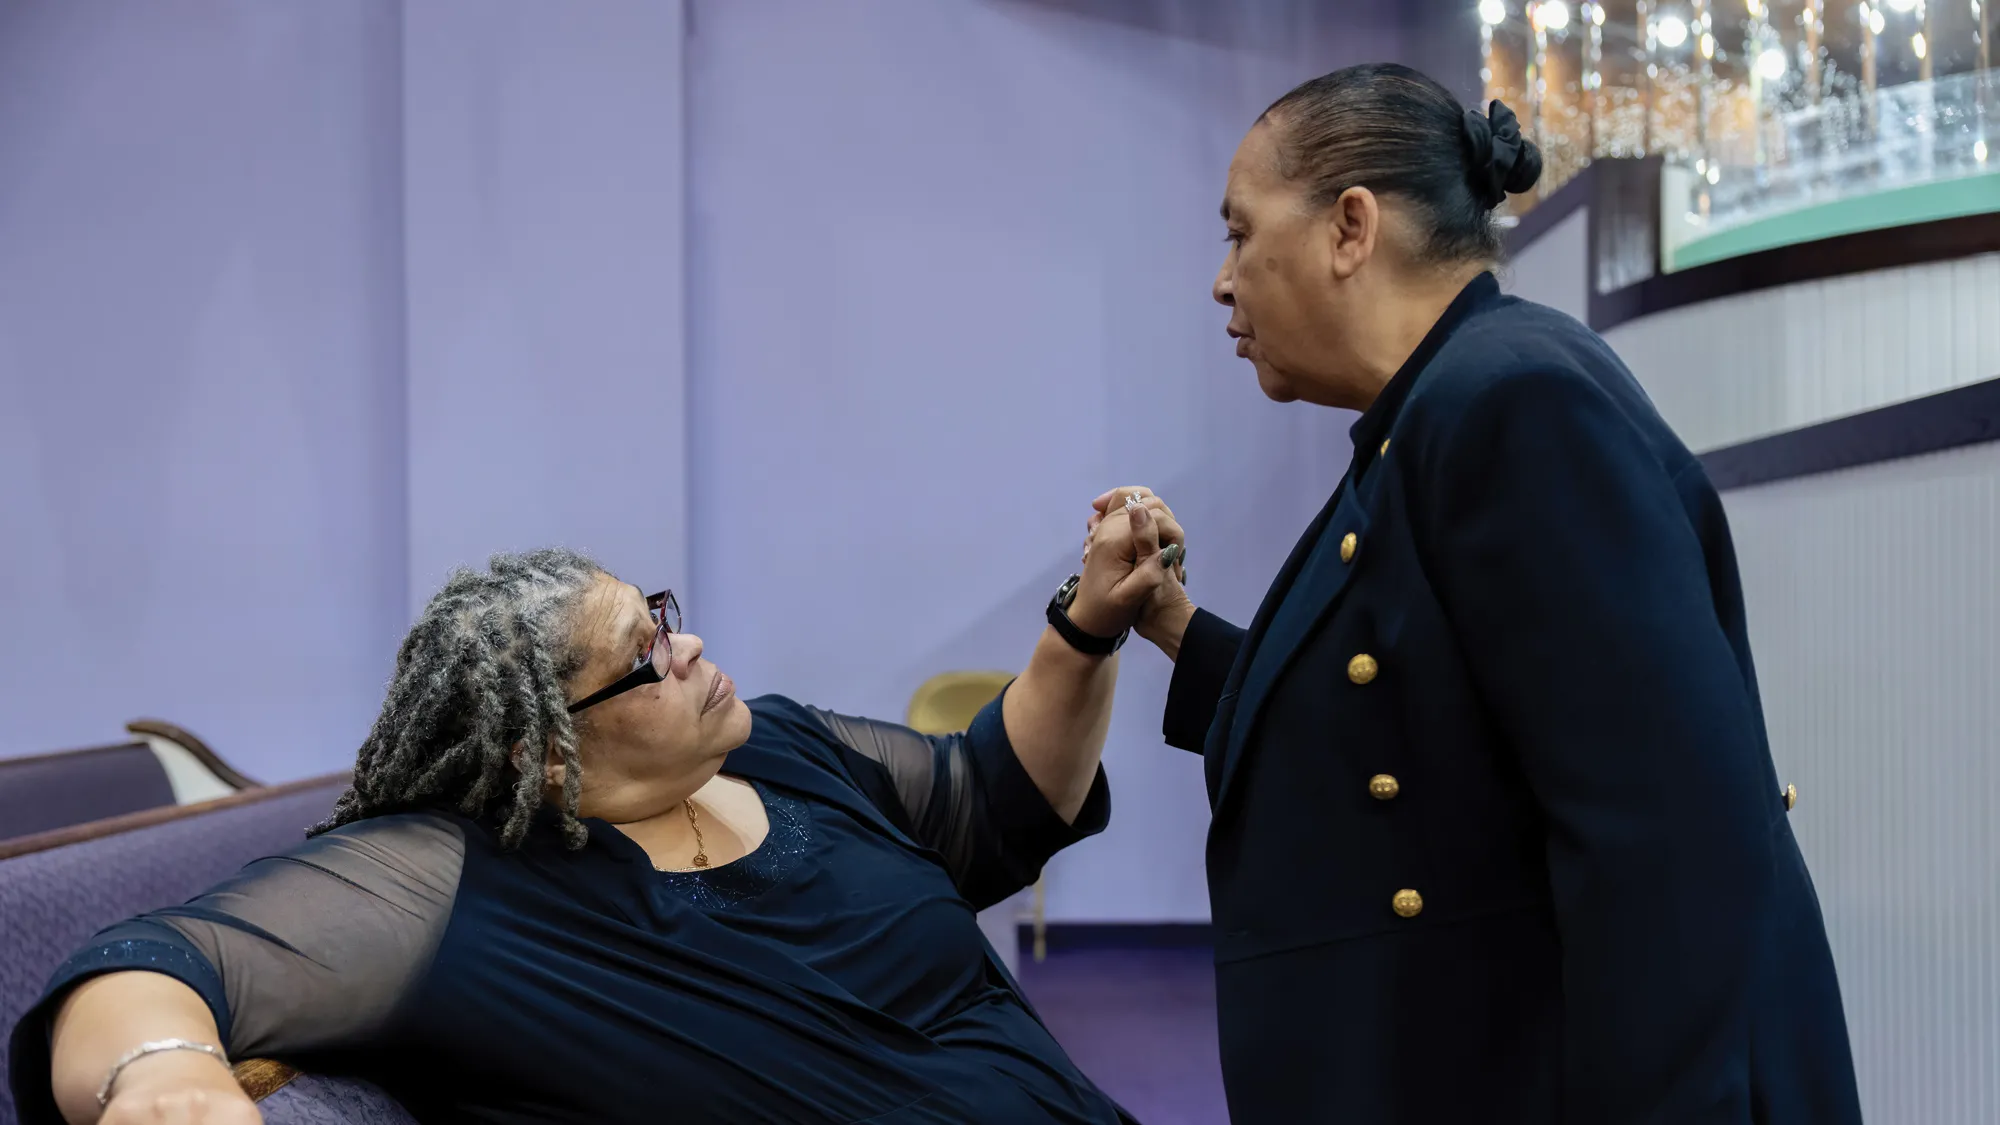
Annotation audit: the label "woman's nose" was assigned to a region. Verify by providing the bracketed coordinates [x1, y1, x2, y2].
[671, 632, 705, 676]
[1213, 262, 1234, 307]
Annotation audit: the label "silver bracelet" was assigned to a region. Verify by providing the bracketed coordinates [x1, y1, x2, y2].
[96, 1038, 226, 1108]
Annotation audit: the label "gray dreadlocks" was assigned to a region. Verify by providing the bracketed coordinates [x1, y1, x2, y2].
[314, 547, 605, 849]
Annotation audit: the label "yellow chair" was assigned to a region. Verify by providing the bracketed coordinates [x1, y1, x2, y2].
[905, 670, 1015, 734]
[906, 671, 1047, 962]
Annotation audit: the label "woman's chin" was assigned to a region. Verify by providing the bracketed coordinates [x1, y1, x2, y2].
[1253, 360, 1302, 403]
[712, 695, 754, 752]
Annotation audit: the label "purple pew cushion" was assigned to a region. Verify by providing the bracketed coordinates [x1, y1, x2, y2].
[258, 1073, 418, 1125]
[0, 779, 357, 1125]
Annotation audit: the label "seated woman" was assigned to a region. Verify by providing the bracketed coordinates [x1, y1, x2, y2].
[13, 495, 1183, 1125]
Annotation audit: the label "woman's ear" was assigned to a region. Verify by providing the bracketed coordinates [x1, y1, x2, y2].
[513, 740, 567, 789]
[1326, 185, 1380, 280]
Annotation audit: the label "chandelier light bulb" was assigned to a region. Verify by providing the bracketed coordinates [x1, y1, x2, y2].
[1655, 14, 1690, 47]
[1756, 46, 1789, 80]
[1480, 0, 1508, 25]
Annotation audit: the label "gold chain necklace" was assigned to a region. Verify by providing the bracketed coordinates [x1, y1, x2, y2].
[684, 798, 710, 868]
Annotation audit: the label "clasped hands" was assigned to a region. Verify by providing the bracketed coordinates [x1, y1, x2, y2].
[1064, 486, 1197, 656]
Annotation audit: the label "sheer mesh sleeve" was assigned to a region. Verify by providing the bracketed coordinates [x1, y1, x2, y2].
[40, 814, 464, 1061]
[804, 690, 1109, 911]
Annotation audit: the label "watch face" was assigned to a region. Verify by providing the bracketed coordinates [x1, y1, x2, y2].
[1055, 574, 1082, 609]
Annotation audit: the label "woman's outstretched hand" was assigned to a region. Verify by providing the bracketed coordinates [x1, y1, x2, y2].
[1005, 486, 1190, 820]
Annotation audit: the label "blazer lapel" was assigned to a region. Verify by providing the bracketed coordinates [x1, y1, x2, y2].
[1202, 478, 1345, 797]
[1211, 475, 1370, 814]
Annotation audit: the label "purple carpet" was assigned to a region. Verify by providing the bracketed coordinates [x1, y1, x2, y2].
[1016, 942, 1228, 1124]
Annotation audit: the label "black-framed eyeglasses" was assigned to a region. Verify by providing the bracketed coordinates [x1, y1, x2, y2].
[567, 590, 681, 714]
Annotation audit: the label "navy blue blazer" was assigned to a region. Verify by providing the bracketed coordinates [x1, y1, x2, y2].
[1163, 273, 1862, 1124]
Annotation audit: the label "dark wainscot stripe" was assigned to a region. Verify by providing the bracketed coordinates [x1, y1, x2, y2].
[1499, 158, 2000, 335]
[1592, 211, 2000, 335]
[1021, 923, 1214, 953]
[1701, 374, 2000, 491]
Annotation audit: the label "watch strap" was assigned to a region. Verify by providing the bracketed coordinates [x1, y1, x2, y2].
[1046, 580, 1127, 656]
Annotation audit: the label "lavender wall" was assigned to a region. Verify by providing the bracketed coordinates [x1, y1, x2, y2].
[0, 0, 408, 778]
[686, 0, 1401, 921]
[0, 0, 687, 783]
[402, 0, 688, 607]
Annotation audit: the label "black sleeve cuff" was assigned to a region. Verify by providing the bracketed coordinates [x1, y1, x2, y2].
[1162, 608, 1246, 753]
[7, 924, 228, 1125]
[967, 687, 1111, 857]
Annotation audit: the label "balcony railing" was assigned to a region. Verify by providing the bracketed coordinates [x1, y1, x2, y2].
[1695, 69, 1995, 237]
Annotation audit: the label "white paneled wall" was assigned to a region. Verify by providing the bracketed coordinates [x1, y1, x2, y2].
[1607, 252, 2000, 451]
[1726, 443, 2000, 1125]
[1500, 217, 2000, 1119]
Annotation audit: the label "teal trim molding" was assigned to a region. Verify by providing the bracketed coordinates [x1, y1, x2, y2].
[1671, 171, 2000, 272]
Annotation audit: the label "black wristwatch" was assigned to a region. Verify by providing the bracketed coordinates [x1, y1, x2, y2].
[1046, 574, 1128, 656]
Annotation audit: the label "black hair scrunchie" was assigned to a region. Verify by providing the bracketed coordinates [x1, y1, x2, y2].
[1461, 99, 1540, 210]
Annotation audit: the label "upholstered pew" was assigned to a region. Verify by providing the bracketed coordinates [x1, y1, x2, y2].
[0, 774, 417, 1124]
[0, 722, 253, 844]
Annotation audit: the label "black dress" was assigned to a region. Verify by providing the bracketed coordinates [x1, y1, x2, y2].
[9, 694, 1133, 1124]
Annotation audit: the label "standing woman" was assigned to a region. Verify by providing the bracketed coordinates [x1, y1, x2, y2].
[1114, 65, 1863, 1123]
